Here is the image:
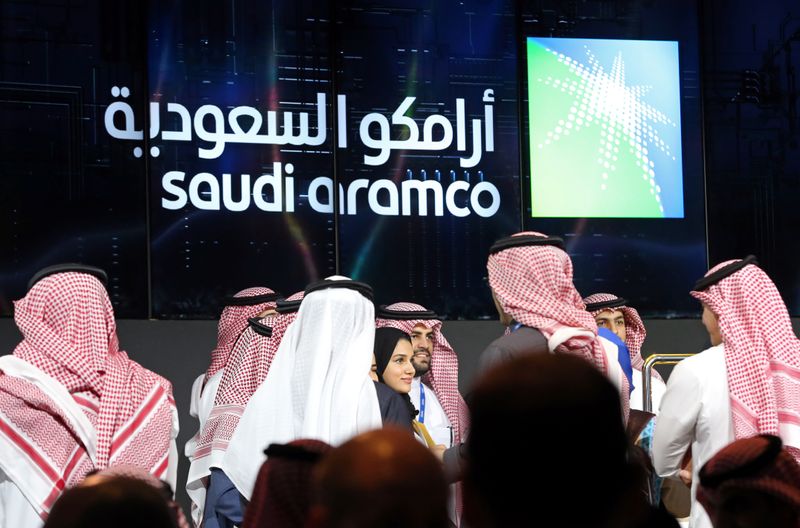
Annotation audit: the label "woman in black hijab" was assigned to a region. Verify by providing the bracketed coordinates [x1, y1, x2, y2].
[372, 327, 417, 429]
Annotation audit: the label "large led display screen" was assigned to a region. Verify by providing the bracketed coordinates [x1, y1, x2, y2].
[333, 1, 520, 318]
[527, 37, 684, 218]
[2, 0, 715, 319]
[519, 0, 708, 317]
[143, 0, 337, 317]
[0, 1, 150, 317]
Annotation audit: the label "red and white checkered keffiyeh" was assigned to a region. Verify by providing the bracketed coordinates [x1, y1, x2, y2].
[242, 439, 332, 528]
[375, 303, 469, 445]
[376, 302, 469, 528]
[691, 260, 800, 462]
[697, 434, 800, 515]
[0, 272, 176, 519]
[584, 293, 662, 381]
[205, 287, 278, 385]
[487, 232, 609, 373]
[487, 232, 631, 424]
[193, 292, 304, 465]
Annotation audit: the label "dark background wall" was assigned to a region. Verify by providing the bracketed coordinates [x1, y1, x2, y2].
[701, 0, 800, 308]
[2, 0, 799, 320]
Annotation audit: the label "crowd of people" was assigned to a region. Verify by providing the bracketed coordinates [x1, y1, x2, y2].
[1, 232, 799, 528]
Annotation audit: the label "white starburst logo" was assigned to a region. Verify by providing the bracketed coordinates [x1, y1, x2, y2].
[531, 40, 683, 217]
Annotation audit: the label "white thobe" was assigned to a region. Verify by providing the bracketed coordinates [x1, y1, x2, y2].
[185, 369, 224, 526]
[184, 370, 224, 460]
[409, 378, 453, 448]
[0, 356, 179, 528]
[653, 344, 734, 528]
[0, 469, 42, 528]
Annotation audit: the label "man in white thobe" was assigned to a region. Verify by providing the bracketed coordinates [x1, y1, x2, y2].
[654, 256, 800, 528]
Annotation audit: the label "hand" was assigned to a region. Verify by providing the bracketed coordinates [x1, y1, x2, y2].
[679, 459, 693, 487]
[430, 444, 447, 462]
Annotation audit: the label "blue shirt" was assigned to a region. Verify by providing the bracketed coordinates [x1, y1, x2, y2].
[597, 327, 634, 394]
[203, 468, 244, 528]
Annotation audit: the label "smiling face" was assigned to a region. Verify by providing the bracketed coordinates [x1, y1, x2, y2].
[381, 338, 416, 394]
[410, 324, 434, 376]
[594, 309, 626, 342]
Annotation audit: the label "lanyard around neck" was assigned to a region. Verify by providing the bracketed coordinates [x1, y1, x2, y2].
[418, 381, 426, 423]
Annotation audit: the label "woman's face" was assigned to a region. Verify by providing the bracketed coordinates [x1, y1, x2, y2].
[381, 339, 415, 394]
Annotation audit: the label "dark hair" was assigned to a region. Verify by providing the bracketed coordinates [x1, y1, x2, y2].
[465, 354, 630, 528]
[244, 440, 332, 528]
[314, 428, 449, 528]
[44, 476, 176, 528]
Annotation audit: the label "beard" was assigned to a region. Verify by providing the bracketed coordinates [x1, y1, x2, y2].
[411, 352, 431, 377]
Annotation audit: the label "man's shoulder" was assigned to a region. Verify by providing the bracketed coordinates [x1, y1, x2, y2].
[479, 326, 549, 371]
[491, 326, 548, 350]
[670, 344, 724, 381]
[678, 344, 724, 368]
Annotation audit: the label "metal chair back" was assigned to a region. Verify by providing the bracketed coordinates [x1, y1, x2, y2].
[642, 354, 694, 413]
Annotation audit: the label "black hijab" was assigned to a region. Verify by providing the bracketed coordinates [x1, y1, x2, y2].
[373, 327, 417, 420]
[374, 328, 410, 382]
